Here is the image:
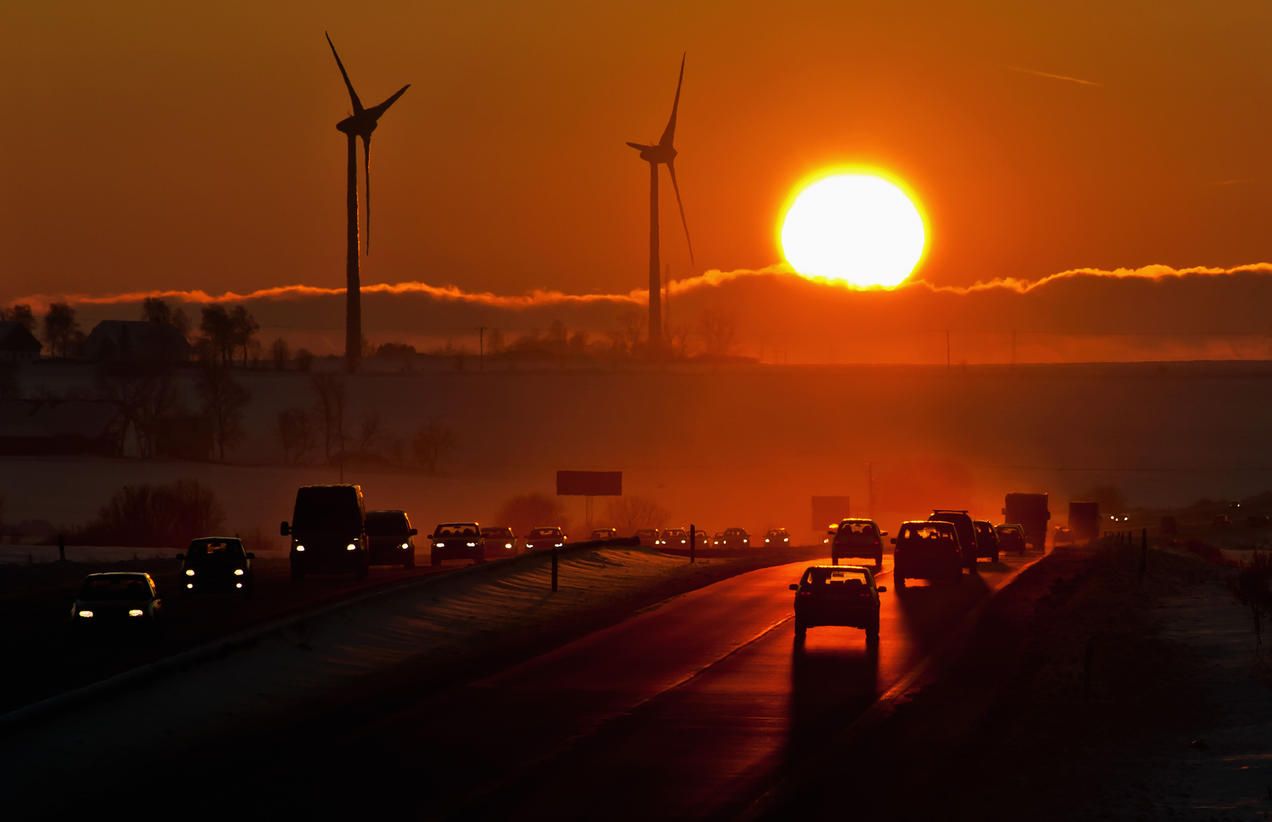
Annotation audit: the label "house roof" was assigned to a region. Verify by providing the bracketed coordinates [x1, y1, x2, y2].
[84, 320, 192, 360]
[0, 322, 41, 353]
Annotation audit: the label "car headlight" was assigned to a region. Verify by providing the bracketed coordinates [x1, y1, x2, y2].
[555, 542, 563, 548]
[466, 542, 477, 548]
[401, 542, 410, 549]
[185, 569, 195, 576]
[235, 582, 243, 589]
[784, 537, 789, 543]
[233, 568, 245, 576]
[295, 544, 305, 552]
[128, 609, 144, 618]
[187, 583, 194, 589]
[765, 538, 770, 543]
[346, 543, 356, 551]
[77, 609, 94, 619]
[436, 542, 445, 548]
[505, 542, 513, 549]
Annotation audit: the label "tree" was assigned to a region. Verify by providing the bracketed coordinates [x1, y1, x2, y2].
[95, 360, 182, 458]
[357, 410, 382, 456]
[143, 297, 191, 341]
[294, 348, 314, 373]
[43, 302, 79, 358]
[310, 373, 346, 463]
[494, 492, 569, 538]
[411, 420, 454, 474]
[700, 309, 737, 358]
[199, 305, 235, 366]
[2, 304, 36, 333]
[276, 407, 316, 464]
[71, 480, 225, 548]
[270, 337, 291, 371]
[196, 362, 250, 461]
[605, 495, 670, 533]
[229, 305, 259, 366]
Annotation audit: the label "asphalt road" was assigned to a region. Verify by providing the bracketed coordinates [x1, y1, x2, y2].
[0, 554, 468, 713]
[219, 550, 1042, 819]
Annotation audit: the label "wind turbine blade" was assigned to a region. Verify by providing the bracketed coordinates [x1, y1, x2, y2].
[369, 84, 411, 117]
[325, 32, 364, 113]
[666, 160, 695, 267]
[362, 134, 372, 254]
[626, 141, 653, 152]
[658, 53, 685, 148]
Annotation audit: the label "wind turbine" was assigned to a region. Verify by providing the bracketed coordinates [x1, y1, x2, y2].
[325, 32, 410, 373]
[627, 54, 694, 356]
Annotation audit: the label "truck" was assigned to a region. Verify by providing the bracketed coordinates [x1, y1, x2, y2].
[1068, 501, 1100, 543]
[1003, 492, 1051, 552]
[281, 484, 368, 581]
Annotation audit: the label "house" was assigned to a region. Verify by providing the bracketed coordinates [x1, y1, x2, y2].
[0, 322, 41, 362]
[83, 320, 192, 363]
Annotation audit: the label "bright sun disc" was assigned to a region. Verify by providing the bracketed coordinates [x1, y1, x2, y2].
[780, 173, 926, 288]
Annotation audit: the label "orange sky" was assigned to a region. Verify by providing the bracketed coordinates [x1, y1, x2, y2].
[3, 1, 1272, 305]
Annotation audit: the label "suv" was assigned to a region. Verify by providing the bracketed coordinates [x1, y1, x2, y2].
[178, 537, 254, 596]
[973, 520, 1001, 563]
[366, 510, 418, 568]
[928, 509, 978, 569]
[70, 572, 164, 639]
[481, 526, 518, 554]
[282, 484, 368, 581]
[659, 527, 689, 547]
[430, 522, 484, 565]
[524, 526, 567, 551]
[764, 528, 792, 547]
[892, 520, 963, 589]
[789, 565, 885, 648]
[634, 528, 661, 547]
[996, 523, 1027, 555]
[831, 518, 885, 570]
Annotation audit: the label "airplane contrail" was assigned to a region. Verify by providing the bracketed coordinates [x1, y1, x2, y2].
[1007, 65, 1101, 88]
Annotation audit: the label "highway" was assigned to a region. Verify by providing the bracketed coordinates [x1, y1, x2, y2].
[234, 551, 1039, 819]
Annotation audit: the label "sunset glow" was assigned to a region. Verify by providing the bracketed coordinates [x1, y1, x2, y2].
[780, 173, 926, 289]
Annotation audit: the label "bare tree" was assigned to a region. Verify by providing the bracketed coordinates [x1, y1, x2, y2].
[411, 420, 454, 474]
[230, 305, 259, 367]
[700, 308, 737, 358]
[270, 338, 291, 371]
[200, 305, 235, 366]
[43, 303, 80, 358]
[95, 361, 181, 458]
[310, 373, 346, 463]
[276, 407, 316, 464]
[605, 495, 670, 533]
[196, 363, 250, 461]
[357, 410, 382, 456]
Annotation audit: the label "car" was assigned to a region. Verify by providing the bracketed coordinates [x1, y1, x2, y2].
[789, 564, 885, 647]
[481, 526, 518, 554]
[590, 527, 618, 542]
[282, 484, 368, 582]
[713, 527, 751, 548]
[831, 518, 885, 570]
[1053, 525, 1075, 547]
[178, 537, 254, 596]
[658, 527, 690, 547]
[764, 528, 792, 547]
[366, 510, 418, 568]
[892, 520, 964, 589]
[928, 509, 979, 569]
[70, 572, 164, 640]
[430, 522, 484, 565]
[524, 526, 567, 551]
[996, 523, 1027, 555]
[634, 528, 661, 547]
[973, 520, 1001, 563]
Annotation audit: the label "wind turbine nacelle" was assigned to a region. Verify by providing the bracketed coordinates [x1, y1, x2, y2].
[632, 143, 676, 164]
[336, 115, 377, 137]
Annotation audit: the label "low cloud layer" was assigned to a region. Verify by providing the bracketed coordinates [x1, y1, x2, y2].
[14, 263, 1272, 364]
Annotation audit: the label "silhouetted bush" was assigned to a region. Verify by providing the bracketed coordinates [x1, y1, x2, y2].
[494, 493, 570, 539]
[69, 479, 226, 548]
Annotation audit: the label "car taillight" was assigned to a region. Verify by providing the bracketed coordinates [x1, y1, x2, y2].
[798, 589, 813, 597]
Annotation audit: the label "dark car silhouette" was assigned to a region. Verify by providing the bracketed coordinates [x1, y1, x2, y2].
[713, 528, 750, 548]
[831, 518, 885, 569]
[481, 525, 518, 554]
[764, 528, 792, 547]
[524, 526, 567, 551]
[178, 537, 254, 597]
[431, 522, 484, 565]
[892, 520, 964, 589]
[658, 527, 689, 547]
[973, 520, 1001, 563]
[996, 523, 1027, 555]
[70, 572, 164, 639]
[590, 527, 618, 542]
[790, 564, 885, 648]
[928, 509, 979, 569]
[366, 509, 418, 568]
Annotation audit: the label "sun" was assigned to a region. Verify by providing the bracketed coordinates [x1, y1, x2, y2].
[779, 172, 926, 288]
